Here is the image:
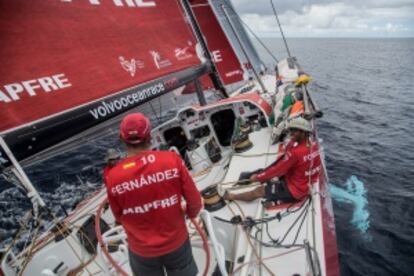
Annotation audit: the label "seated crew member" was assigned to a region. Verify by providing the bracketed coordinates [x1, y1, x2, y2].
[104, 113, 202, 276]
[224, 117, 321, 204]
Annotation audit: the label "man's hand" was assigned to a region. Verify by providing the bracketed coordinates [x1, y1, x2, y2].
[250, 174, 258, 182]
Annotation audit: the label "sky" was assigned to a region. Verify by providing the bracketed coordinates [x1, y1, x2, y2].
[231, 0, 414, 37]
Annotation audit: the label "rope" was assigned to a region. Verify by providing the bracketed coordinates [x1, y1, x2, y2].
[49, 217, 94, 275]
[270, 0, 292, 58]
[18, 218, 43, 276]
[67, 254, 97, 276]
[231, 246, 303, 275]
[95, 198, 128, 276]
[225, 3, 278, 63]
[189, 217, 210, 276]
[95, 198, 211, 276]
[227, 202, 275, 276]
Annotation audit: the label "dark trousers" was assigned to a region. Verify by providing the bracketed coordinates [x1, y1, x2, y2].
[265, 179, 296, 203]
[128, 239, 198, 276]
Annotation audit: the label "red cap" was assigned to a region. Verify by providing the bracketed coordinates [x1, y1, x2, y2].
[119, 113, 151, 144]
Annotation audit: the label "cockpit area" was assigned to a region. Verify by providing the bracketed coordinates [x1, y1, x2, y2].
[151, 96, 270, 173]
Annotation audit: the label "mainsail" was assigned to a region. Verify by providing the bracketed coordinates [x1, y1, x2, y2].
[0, 0, 211, 166]
[182, 0, 266, 94]
[190, 0, 245, 86]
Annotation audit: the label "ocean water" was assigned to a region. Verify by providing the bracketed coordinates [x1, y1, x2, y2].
[257, 38, 414, 275]
[1, 38, 414, 275]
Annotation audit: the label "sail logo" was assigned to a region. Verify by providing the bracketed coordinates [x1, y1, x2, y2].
[89, 82, 165, 119]
[150, 51, 172, 70]
[175, 47, 192, 61]
[225, 70, 243, 78]
[164, 78, 179, 90]
[119, 56, 144, 77]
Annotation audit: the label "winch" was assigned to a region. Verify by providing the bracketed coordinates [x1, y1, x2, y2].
[232, 133, 253, 153]
[201, 185, 226, 212]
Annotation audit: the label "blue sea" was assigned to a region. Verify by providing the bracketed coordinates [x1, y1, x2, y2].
[260, 38, 414, 276]
[1, 38, 413, 275]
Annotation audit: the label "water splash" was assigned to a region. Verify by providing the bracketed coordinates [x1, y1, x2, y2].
[330, 175, 371, 240]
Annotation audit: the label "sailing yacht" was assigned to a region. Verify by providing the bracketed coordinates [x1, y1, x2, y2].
[0, 0, 339, 275]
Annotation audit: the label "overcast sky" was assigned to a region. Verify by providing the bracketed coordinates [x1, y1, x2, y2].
[231, 0, 414, 37]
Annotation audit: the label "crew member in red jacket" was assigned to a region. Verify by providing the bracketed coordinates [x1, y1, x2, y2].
[224, 117, 321, 203]
[104, 113, 202, 276]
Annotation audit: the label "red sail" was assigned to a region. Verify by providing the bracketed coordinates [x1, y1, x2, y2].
[190, 0, 244, 88]
[0, 0, 203, 133]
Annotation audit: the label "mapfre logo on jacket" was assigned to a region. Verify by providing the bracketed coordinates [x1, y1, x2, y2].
[105, 150, 185, 217]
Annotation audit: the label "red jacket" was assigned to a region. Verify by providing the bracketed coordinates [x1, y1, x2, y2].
[256, 139, 321, 199]
[104, 150, 202, 257]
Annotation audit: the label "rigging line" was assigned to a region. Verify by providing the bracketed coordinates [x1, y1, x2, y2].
[248, 228, 308, 249]
[270, 0, 292, 58]
[47, 214, 94, 276]
[292, 204, 310, 245]
[67, 225, 108, 273]
[225, 3, 278, 63]
[230, 202, 275, 276]
[242, 20, 279, 63]
[148, 100, 161, 125]
[67, 253, 98, 275]
[283, 196, 311, 216]
[21, 220, 34, 255]
[231, 247, 303, 275]
[18, 219, 42, 276]
[243, 223, 275, 276]
[221, 3, 268, 93]
[311, 131, 318, 251]
[226, 203, 274, 276]
[275, 198, 311, 245]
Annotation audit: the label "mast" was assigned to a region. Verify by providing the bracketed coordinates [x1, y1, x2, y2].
[181, 0, 229, 98]
[220, 3, 267, 93]
[194, 79, 207, 106]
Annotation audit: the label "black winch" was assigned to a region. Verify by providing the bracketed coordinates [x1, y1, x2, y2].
[201, 185, 226, 212]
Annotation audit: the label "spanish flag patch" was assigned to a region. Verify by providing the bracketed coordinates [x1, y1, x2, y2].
[123, 162, 136, 169]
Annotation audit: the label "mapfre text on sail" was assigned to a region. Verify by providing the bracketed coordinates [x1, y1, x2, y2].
[0, 74, 71, 103]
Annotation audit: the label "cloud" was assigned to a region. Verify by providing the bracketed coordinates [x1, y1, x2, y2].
[231, 0, 414, 37]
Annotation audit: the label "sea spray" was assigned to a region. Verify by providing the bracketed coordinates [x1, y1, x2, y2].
[330, 175, 371, 240]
